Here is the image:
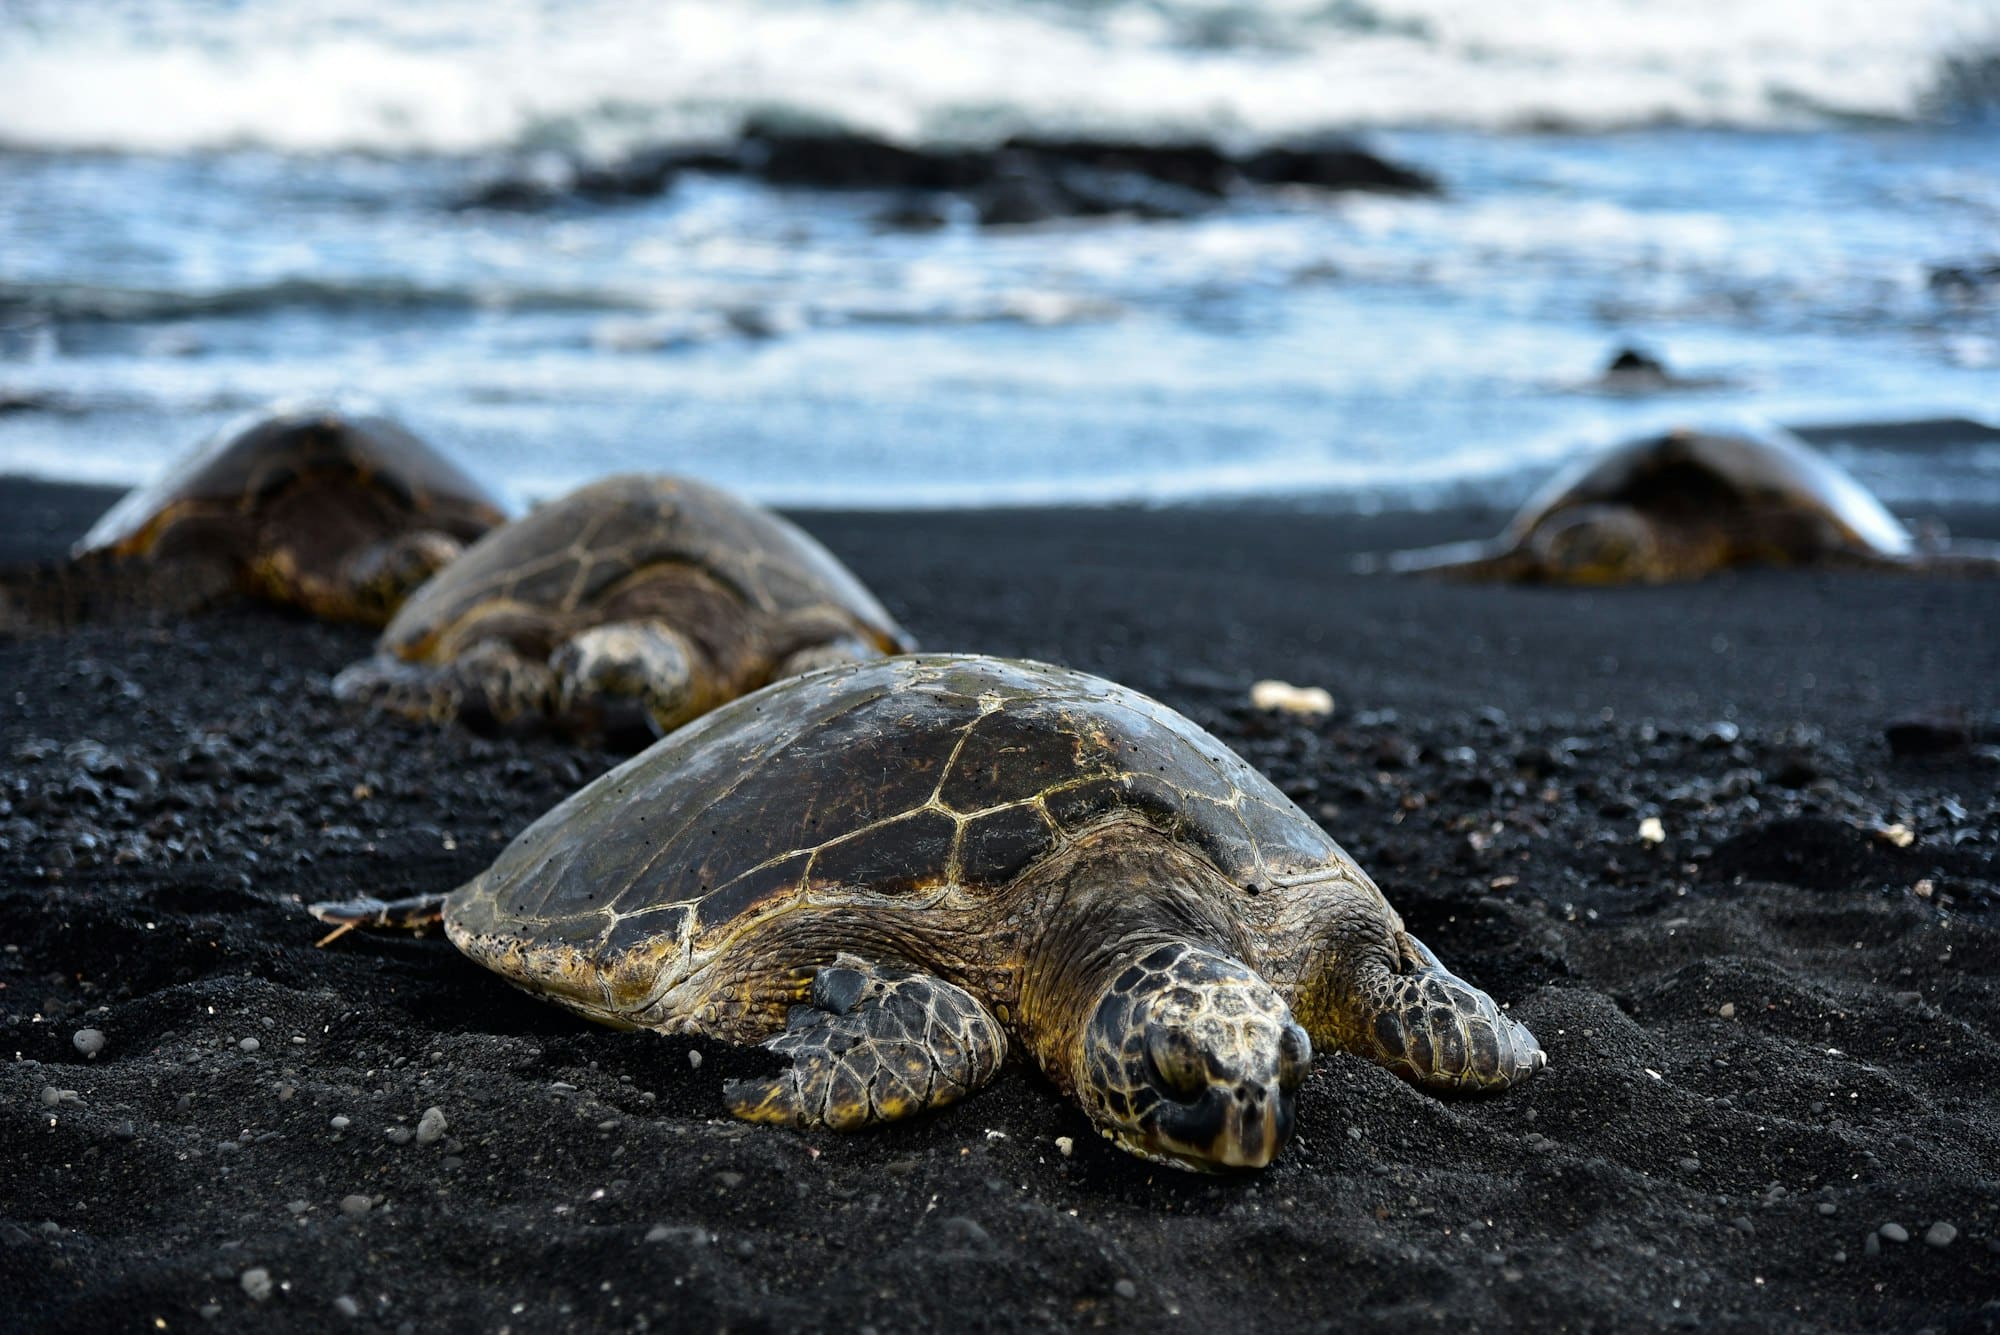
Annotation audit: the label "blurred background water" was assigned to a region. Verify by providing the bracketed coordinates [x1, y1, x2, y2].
[1, 0, 1996, 510]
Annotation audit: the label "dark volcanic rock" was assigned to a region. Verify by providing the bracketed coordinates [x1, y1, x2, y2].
[974, 164, 1074, 227]
[1001, 136, 1237, 196]
[449, 123, 1438, 224]
[1240, 137, 1440, 194]
[1884, 708, 1975, 757]
[1928, 259, 2000, 302]
[744, 122, 994, 191]
[1605, 346, 1668, 376]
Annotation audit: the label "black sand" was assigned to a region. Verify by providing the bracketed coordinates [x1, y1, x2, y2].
[2, 477, 1996, 1333]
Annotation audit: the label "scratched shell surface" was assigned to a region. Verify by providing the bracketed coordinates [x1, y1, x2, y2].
[449, 655, 1348, 956]
[377, 474, 911, 657]
[1504, 426, 1912, 556]
[76, 407, 505, 557]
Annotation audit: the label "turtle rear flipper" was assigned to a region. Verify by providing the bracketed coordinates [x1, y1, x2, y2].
[1350, 539, 1538, 581]
[309, 893, 449, 946]
[1874, 540, 2000, 577]
[723, 956, 1007, 1132]
[0, 552, 241, 635]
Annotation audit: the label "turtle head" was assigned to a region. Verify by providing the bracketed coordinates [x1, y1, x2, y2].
[338, 531, 467, 622]
[1529, 504, 1661, 584]
[1073, 943, 1310, 1171]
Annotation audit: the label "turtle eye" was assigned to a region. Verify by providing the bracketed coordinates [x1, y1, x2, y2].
[1277, 1023, 1312, 1092]
[1144, 1023, 1209, 1099]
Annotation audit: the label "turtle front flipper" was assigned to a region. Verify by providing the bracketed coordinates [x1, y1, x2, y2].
[1334, 930, 1544, 1093]
[333, 641, 558, 734]
[1878, 541, 2000, 578]
[722, 956, 1007, 1132]
[1350, 539, 1540, 581]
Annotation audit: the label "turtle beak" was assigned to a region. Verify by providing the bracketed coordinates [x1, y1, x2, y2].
[1155, 1078, 1292, 1170]
[1129, 1017, 1305, 1171]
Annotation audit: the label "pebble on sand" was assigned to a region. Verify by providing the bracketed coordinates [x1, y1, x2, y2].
[1924, 1222, 1957, 1248]
[240, 1268, 274, 1302]
[1637, 817, 1666, 846]
[333, 1295, 361, 1318]
[1878, 1222, 1910, 1243]
[415, 1106, 449, 1145]
[1249, 680, 1333, 716]
[1874, 823, 1915, 849]
[338, 1195, 371, 1218]
[72, 1028, 106, 1058]
[237, 1037, 261, 1053]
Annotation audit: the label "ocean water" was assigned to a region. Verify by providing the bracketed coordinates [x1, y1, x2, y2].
[1, 0, 1996, 511]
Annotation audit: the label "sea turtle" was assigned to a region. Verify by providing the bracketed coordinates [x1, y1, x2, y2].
[331, 473, 916, 743]
[311, 655, 1544, 1171]
[0, 404, 506, 629]
[1371, 425, 2000, 584]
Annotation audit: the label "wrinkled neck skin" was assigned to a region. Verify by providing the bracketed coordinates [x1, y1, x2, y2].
[1013, 824, 1254, 1093]
[1251, 872, 1404, 1057]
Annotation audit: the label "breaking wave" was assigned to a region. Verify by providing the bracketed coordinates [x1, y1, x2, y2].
[0, 0, 1993, 155]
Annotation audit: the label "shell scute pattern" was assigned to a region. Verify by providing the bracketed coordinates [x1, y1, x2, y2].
[933, 706, 1090, 809]
[382, 475, 907, 661]
[957, 802, 1061, 886]
[80, 407, 499, 559]
[684, 857, 807, 935]
[452, 658, 1352, 993]
[1509, 427, 1911, 557]
[603, 901, 694, 955]
[807, 807, 960, 897]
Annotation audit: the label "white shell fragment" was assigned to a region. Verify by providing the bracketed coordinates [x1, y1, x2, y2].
[1249, 680, 1334, 715]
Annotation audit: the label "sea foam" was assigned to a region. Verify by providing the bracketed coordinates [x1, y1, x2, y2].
[0, 0, 1992, 154]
